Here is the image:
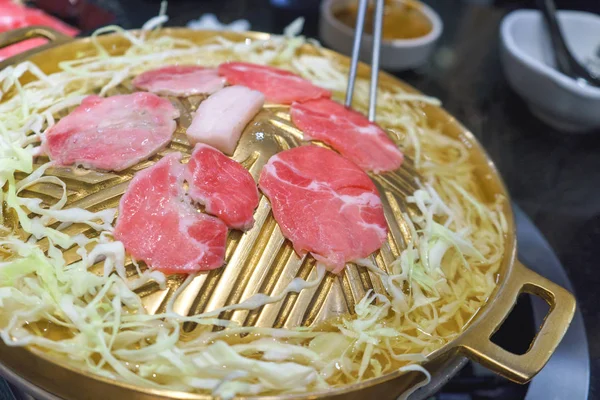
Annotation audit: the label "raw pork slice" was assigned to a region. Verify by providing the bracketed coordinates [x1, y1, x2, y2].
[185, 144, 259, 231]
[291, 98, 404, 173]
[186, 85, 264, 155]
[43, 93, 179, 171]
[132, 65, 226, 97]
[258, 145, 388, 273]
[218, 62, 331, 104]
[114, 152, 228, 273]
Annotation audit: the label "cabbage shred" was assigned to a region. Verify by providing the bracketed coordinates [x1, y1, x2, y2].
[0, 20, 506, 399]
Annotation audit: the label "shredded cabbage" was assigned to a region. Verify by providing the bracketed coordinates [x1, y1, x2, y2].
[0, 15, 506, 400]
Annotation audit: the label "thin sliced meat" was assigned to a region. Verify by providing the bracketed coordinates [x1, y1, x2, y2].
[43, 93, 179, 171]
[290, 98, 404, 173]
[186, 85, 264, 155]
[218, 62, 331, 104]
[132, 65, 226, 97]
[185, 144, 259, 231]
[114, 152, 227, 274]
[258, 145, 387, 273]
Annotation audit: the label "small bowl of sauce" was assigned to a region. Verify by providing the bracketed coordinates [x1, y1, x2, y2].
[320, 0, 443, 70]
[334, 0, 433, 40]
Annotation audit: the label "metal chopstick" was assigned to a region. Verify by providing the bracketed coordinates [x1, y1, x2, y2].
[369, 0, 384, 121]
[345, 0, 385, 122]
[345, 0, 368, 109]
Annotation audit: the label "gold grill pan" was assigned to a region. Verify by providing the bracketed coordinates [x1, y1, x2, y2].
[0, 26, 576, 400]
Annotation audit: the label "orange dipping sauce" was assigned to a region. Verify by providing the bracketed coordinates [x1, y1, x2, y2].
[334, 0, 433, 40]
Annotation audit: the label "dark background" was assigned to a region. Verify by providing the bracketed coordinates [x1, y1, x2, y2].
[22, 0, 600, 399]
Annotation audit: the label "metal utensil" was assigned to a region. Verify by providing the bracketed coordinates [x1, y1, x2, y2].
[537, 0, 600, 87]
[345, 0, 384, 121]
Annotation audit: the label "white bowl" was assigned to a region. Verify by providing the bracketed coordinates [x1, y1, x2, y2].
[319, 0, 443, 71]
[500, 9, 600, 133]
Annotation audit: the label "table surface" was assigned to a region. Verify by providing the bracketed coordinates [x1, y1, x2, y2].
[35, 0, 600, 398]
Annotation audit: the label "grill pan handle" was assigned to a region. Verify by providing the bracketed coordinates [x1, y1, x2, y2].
[455, 260, 576, 383]
[0, 26, 73, 68]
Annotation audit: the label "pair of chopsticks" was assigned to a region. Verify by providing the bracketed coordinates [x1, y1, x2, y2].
[344, 0, 384, 122]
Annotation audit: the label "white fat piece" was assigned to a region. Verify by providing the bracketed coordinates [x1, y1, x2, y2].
[186, 85, 264, 155]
